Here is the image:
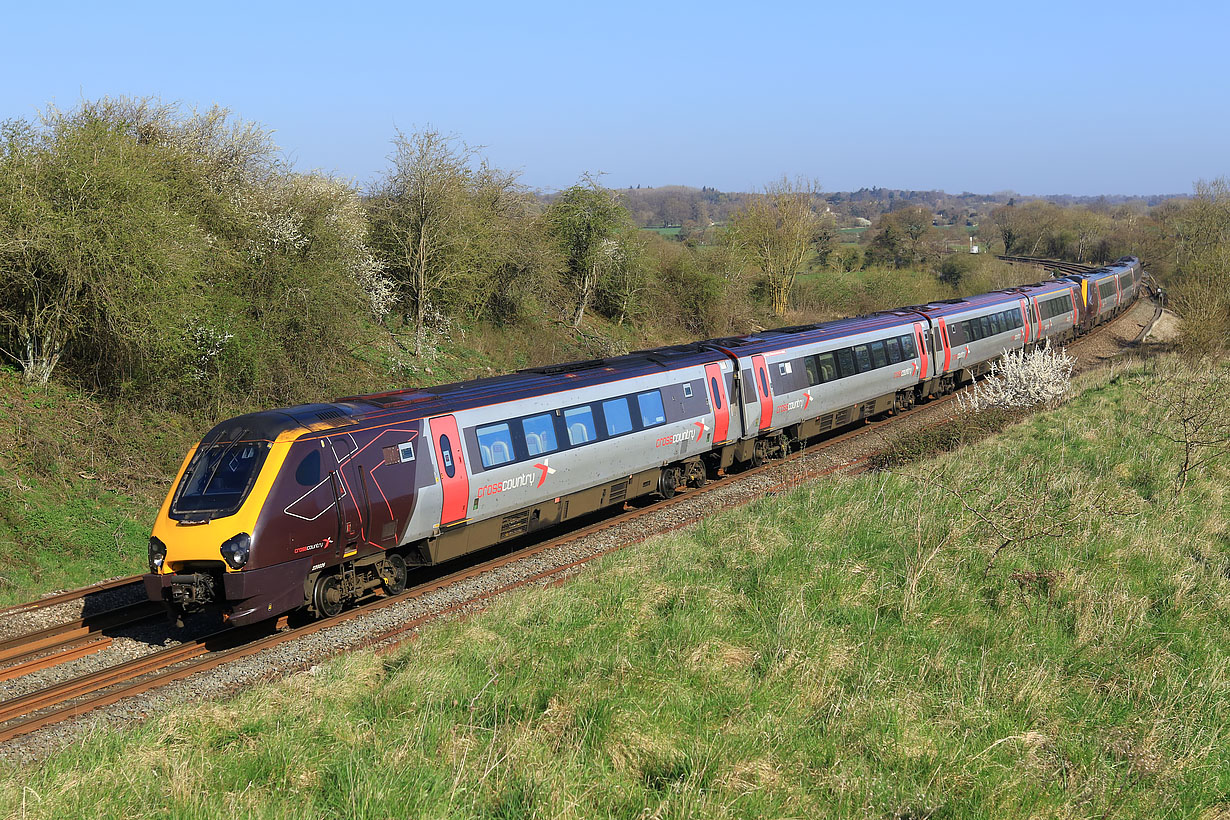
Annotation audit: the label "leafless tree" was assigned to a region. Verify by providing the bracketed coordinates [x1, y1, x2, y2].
[1139, 359, 1230, 495]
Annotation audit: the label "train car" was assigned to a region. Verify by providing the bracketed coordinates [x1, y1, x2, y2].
[902, 290, 1034, 389]
[706, 311, 928, 466]
[145, 345, 738, 625]
[1009, 280, 1082, 346]
[1063, 257, 1140, 329]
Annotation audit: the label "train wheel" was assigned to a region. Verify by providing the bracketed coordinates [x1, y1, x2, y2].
[313, 574, 345, 618]
[382, 554, 408, 596]
[658, 466, 682, 498]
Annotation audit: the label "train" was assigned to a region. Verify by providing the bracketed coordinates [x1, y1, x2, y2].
[144, 257, 1144, 626]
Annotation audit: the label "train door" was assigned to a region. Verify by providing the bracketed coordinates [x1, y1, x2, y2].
[1018, 298, 1032, 343]
[428, 415, 469, 527]
[1069, 287, 1079, 324]
[750, 354, 773, 432]
[327, 434, 361, 553]
[936, 318, 952, 373]
[340, 456, 396, 547]
[704, 362, 730, 445]
[912, 322, 929, 379]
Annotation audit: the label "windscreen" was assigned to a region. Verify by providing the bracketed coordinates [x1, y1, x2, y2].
[170, 431, 271, 521]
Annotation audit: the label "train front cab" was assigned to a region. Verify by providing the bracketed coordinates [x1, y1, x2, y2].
[143, 415, 306, 626]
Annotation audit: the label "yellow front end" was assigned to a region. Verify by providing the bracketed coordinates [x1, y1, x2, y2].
[150, 438, 294, 572]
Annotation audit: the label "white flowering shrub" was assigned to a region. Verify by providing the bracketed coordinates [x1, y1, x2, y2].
[958, 343, 1075, 412]
[185, 323, 234, 383]
[388, 303, 457, 380]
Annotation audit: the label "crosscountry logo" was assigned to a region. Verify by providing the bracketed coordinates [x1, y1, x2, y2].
[534, 458, 556, 488]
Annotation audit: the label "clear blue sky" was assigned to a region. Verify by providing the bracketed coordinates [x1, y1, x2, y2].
[2, 0, 1224, 196]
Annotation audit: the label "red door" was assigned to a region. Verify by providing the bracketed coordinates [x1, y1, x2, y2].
[1069, 287, 1079, 324]
[429, 415, 469, 527]
[1018, 298, 1031, 343]
[912, 322, 929, 378]
[704, 362, 730, 445]
[936, 318, 952, 373]
[751, 354, 773, 431]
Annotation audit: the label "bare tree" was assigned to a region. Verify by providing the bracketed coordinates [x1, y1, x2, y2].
[724, 177, 822, 316]
[1140, 359, 1230, 495]
[368, 129, 527, 353]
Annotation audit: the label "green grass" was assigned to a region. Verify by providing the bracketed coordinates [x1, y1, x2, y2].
[3, 356, 1228, 817]
[0, 372, 168, 602]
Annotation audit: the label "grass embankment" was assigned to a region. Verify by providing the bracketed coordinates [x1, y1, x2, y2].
[0, 375, 184, 603]
[3, 357, 1228, 817]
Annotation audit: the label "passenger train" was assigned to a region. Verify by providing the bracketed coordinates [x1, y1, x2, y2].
[144, 257, 1144, 625]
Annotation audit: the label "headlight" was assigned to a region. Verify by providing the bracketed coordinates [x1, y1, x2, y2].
[220, 533, 252, 570]
[149, 537, 167, 572]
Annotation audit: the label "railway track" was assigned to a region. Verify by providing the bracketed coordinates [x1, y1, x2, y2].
[997, 254, 1099, 277]
[0, 575, 143, 619]
[0, 290, 1158, 748]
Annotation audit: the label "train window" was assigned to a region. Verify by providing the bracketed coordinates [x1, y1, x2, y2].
[710, 377, 723, 409]
[637, 391, 667, 427]
[990, 313, 1003, 335]
[869, 340, 888, 369]
[853, 344, 872, 373]
[603, 397, 634, 436]
[438, 435, 455, 478]
[886, 337, 902, 364]
[836, 348, 855, 378]
[476, 423, 515, 469]
[171, 436, 270, 520]
[816, 352, 837, 382]
[900, 334, 917, 359]
[804, 356, 819, 386]
[295, 450, 321, 486]
[758, 367, 770, 396]
[977, 316, 989, 338]
[564, 406, 597, 446]
[521, 414, 558, 456]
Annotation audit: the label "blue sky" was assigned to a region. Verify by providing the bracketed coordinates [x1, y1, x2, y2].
[2, 0, 1224, 195]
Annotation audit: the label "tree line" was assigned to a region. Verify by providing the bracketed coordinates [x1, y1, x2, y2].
[0, 98, 1224, 416]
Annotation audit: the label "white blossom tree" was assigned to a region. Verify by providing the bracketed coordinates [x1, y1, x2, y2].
[958, 344, 1075, 413]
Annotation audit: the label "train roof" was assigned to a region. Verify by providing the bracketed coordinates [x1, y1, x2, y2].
[705, 309, 920, 356]
[1063, 257, 1139, 282]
